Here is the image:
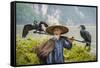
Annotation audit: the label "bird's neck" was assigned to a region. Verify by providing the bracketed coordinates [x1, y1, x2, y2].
[81, 29, 85, 30]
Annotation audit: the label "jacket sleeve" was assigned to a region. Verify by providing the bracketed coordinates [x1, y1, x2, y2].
[61, 36, 72, 50]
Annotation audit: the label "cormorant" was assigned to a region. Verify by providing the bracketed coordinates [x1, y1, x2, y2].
[22, 21, 48, 38]
[80, 25, 91, 51]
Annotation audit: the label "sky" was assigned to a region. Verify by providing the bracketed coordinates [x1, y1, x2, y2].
[16, 3, 97, 26]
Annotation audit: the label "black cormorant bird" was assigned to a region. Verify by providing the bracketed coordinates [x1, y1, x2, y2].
[80, 25, 91, 51]
[22, 21, 48, 38]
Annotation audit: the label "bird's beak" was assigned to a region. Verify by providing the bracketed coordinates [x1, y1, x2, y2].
[77, 26, 81, 31]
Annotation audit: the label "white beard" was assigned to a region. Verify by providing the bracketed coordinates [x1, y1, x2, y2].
[54, 35, 60, 40]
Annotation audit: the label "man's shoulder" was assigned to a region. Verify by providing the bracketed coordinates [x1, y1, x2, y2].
[60, 36, 68, 41]
[49, 37, 55, 41]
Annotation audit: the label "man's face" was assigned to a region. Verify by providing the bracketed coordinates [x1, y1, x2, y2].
[53, 28, 62, 35]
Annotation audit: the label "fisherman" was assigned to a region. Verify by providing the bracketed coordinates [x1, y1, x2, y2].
[37, 25, 74, 64]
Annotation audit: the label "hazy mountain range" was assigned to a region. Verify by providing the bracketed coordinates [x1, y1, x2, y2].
[16, 3, 96, 26]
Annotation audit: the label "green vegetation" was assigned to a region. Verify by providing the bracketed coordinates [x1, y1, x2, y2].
[16, 35, 47, 65]
[64, 42, 96, 62]
[16, 35, 96, 65]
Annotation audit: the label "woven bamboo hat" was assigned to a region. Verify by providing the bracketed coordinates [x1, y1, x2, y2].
[46, 25, 69, 35]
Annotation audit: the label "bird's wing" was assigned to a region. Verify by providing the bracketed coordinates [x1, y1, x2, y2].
[22, 25, 34, 38]
[22, 27, 28, 38]
[80, 30, 91, 42]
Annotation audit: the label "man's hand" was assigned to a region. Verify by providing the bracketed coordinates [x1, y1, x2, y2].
[68, 37, 75, 43]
